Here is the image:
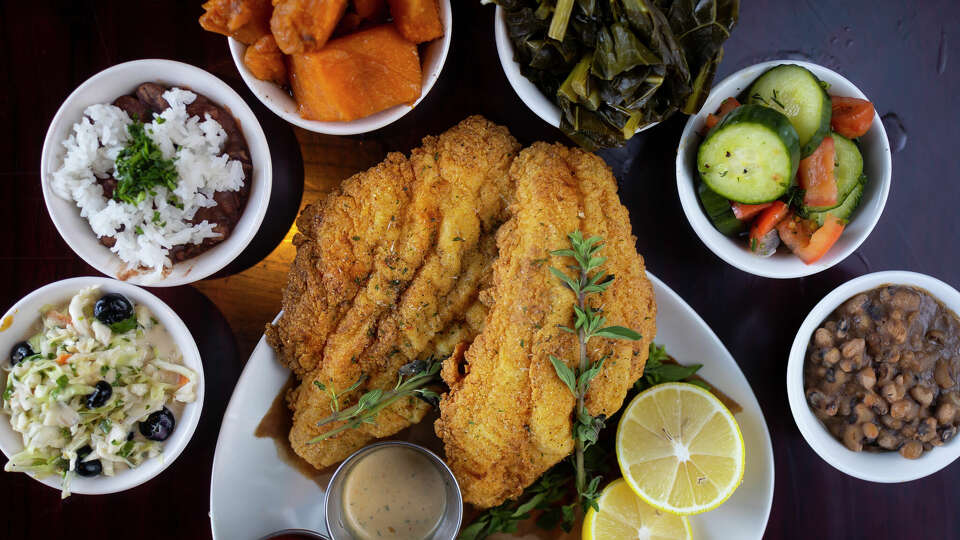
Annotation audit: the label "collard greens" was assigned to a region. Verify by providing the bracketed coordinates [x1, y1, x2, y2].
[496, 0, 739, 149]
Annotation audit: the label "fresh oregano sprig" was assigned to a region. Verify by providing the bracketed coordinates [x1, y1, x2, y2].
[548, 231, 643, 514]
[307, 359, 441, 444]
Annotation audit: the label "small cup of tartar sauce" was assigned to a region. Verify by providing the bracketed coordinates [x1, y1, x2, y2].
[324, 441, 463, 540]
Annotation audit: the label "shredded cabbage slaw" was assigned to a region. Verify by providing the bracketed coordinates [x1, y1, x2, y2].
[1, 286, 197, 497]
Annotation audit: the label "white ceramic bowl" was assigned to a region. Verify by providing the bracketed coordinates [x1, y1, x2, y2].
[676, 60, 892, 279]
[41, 59, 273, 287]
[787, 271, 960, 482]
[228, 2, 452, 135]
[0, 276, 205, 494]
[493, 7, 657, 135]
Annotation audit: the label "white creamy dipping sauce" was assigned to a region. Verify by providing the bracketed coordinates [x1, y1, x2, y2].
[341, 446, 447, 539]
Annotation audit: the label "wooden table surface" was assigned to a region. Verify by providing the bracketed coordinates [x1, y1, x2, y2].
[2, 1, 958, 539]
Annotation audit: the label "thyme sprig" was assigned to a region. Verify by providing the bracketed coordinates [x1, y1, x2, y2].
[548, 231, 643, 514]
[307, 359, 441, 444]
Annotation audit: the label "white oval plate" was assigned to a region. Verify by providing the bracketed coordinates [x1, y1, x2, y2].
[208, 272, 774, 539]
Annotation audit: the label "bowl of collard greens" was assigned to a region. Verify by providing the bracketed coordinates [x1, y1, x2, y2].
[492, 0, 739, 149]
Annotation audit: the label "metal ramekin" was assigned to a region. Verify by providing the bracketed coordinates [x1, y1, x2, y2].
[323, 441, 463, 540]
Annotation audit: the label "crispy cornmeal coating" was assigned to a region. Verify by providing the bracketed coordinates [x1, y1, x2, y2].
[435, 143, 657, 508]
[265, 116, 520, 469]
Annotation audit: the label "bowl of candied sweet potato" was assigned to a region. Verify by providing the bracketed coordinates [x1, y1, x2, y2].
[200, 0, 452, 134]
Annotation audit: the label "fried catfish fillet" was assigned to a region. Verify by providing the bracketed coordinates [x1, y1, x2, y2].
[435, 143, 657, 508]
[265, 116, 520, 469]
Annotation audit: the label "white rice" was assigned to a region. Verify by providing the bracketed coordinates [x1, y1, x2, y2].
[50, 87, 246, 280]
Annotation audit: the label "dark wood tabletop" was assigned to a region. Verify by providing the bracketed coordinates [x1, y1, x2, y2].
[1, 1, 958, 539]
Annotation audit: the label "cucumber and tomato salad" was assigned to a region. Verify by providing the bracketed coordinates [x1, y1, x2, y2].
[696, 63, 875, 264]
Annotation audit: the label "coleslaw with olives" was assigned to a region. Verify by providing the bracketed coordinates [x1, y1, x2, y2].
[1, 286, 197, 497]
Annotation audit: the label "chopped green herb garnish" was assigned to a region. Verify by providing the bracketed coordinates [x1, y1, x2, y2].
[117, 441, 135, 458]
[113, 121, 179, 206]
[109, 316, 138, 334]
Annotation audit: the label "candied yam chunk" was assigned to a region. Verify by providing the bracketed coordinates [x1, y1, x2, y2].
[199, 0, 273, 45]
[271, 0, 349, 55]
[288, 25, 422, 122]
[386, 0, 443, 44]
[243, 34, 288, 85]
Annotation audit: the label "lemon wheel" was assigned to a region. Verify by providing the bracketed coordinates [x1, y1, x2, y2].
[615, 382, 745, 515]
[583, 478, 692, 540]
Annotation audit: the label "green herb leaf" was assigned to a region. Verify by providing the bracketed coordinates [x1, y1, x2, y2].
[548, 267, 579, 293]
[576, 357, 605, 395]
[593, 326, 643, 341]
[548, 355, 577, 394]
[117, 440, 135, 458]
[109, 316, 138, 334]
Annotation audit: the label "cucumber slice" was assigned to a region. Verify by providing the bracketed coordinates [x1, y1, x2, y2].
[697, 104, 800, 204]
[803, 132, 864, 213]
[747, 64, 832, 157]
[698, 182, 745, 236]
[808, 181, 864, 226]
[831, 133, 863, 201]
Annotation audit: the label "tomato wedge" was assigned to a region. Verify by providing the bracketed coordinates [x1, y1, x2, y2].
[798, 137, 837, 208]
[749, 201, 789, 250]
[704, 97, 741, 131]
[776, 212, 845, 264]
[731, 202, 773, 221]
[831, 96, 874, 138]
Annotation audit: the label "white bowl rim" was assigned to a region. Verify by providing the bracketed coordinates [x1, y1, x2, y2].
[227, 1, 453, 135]
[675, 59, 893, 279]
[786, 270, 960, 482]
[493, 6, 658, 135]
[40, 58, 273, 287]
[0, 276, 205, 494]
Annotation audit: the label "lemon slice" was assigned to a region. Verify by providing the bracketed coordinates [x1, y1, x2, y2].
[616, 382, 745, 515]
[583, 478, 691, 540]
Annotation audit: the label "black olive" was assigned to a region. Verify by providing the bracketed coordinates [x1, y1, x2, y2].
[127, 431, 135, 441]
[10, 341, 34, 365]
[75, 445, 102, 477]
[86, 381, 113, 409]
[139, 407, 175, 441]
[94, 293, 134, 325]
[76, 458, 102, 477]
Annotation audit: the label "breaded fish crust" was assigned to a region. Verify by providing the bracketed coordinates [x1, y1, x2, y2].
[435, 143, 657, 508]
[265, 116, 520, 469]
